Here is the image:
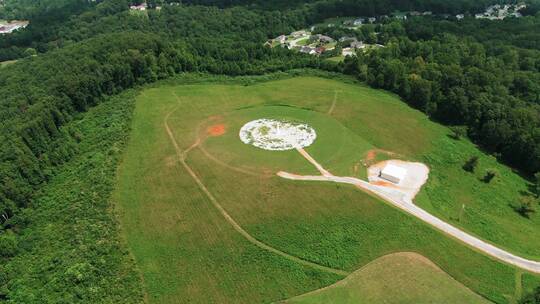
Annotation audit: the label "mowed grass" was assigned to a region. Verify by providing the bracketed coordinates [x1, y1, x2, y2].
[326, 56, 345, 63]
[114, 76, 540, 303]
[203, 105, 373, 178]
[284, 252, 491, 304]
[112, 87, 340, 303]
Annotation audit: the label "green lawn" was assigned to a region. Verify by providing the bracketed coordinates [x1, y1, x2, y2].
[285, 252, 491, 304]
[113, 76, 540, 303]
[326, 56, 345, 63]
[296, 37, 310, 46]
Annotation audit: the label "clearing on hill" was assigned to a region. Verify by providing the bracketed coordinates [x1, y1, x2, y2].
[113, 76, 540, 303]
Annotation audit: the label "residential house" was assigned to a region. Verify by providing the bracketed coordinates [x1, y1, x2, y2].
[353, 18, 365, 26]
[311, 34, 334, 43]
[0, 21, 29, 34]
[275, 35, 287, 44]
[300, 46, 316, 54]
[342, 47, 355, 57]
[130, 2, 147, 10]
[350, 41, 364, 49]
[291, 30, 308, 38]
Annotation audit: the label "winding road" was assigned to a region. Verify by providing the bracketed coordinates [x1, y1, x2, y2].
[279, 148, 540, 274]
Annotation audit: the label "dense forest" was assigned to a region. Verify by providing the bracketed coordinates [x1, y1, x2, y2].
[341, 15, 540, 174]
[1, 0, 540, 301]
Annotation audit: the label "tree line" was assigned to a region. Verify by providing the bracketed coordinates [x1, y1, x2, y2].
[340, 15, 540, 175]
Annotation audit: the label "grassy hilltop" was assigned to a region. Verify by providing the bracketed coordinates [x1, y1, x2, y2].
[113, 76, 540, 303]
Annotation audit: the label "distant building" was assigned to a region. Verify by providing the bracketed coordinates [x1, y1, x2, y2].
[130, 2, 147, 10]
[380, 164, 407, 184]
[291, 30, 309, 38]
[275, 35, 287, 44]
[456, 14, 465, 20]
[350, 41, 364, 49]
[315, 46, 326, 54]
[342, 47, 355, 57]
[300, 46, 316, 54]
[0, 20, 29, 34]
[319, 35, 334, 43]
[311, 34, 334, 43]
[353, 18, 365, 26]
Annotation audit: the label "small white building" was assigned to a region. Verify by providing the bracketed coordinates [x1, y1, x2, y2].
[380, 164, 407, 184]
[275, 35, 287, 44]
[291, 30, 308, 38]
[350, 41, 364, 49]
[130, 2, 147, 10]
[353, 18, 365, 26]
[342, 47, 355, 57]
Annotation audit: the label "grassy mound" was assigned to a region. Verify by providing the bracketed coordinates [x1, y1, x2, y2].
[284, 252, 491, 304]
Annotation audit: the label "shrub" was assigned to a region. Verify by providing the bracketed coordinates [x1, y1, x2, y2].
[463, 156, 479, 173]
[449, 125, 468, 140]
[483, 169, 497, 183]
[513, 197, 537, 219]
[0, 231, 18, 258]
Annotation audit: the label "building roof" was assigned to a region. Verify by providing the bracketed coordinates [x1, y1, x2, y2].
[381, 164, 407, 181]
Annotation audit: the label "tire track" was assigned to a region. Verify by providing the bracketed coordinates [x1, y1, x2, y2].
[327, 90, 340, 115]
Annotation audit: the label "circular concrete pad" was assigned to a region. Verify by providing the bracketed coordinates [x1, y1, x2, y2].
[239, 118, 316, 151]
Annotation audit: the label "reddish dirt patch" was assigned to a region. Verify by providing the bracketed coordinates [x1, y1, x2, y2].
[207, 124, 226, 136]
[371, 180, 397, 188]
[366, 150, 377, 162]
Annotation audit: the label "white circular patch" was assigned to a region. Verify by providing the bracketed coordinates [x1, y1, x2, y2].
[239, 119, 316, 151]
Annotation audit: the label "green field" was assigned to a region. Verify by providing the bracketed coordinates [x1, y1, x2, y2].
[326, 56, 345, 63]
[285, 252, 491, 304]
[113, 76, 540, 303]
[296, 37, 310, 46]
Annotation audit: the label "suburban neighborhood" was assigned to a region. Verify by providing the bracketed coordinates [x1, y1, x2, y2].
[266, 3, 527, 59]
[265, 22, 385, 59]
[0, 20, 28, 34]
[475, 3, 527, 20]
